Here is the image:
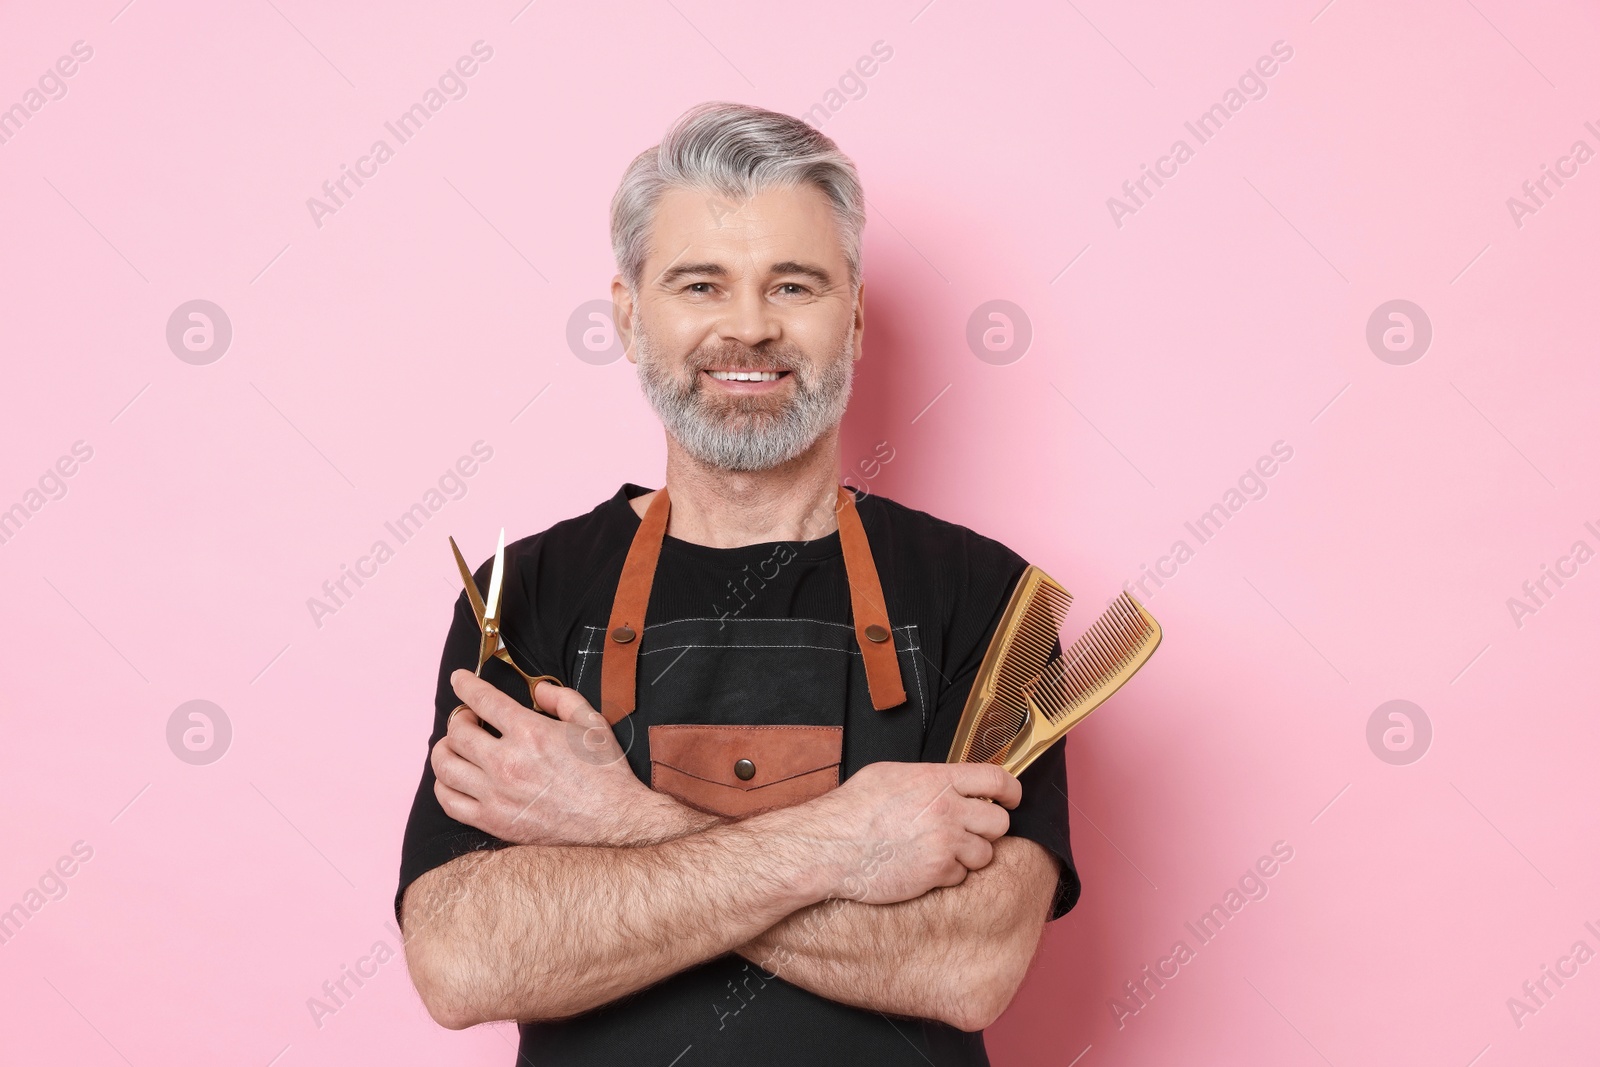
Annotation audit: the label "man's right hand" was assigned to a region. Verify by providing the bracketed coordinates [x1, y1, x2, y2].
[799, 761, 1021, 905]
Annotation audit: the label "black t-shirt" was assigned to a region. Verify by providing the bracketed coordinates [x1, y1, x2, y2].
[396, 484, 1081, 1064]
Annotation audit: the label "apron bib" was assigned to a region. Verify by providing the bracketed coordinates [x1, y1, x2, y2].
[571, 485, 926, 815]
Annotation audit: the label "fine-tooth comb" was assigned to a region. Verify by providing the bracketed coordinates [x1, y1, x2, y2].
[947, 565, 1161, 777]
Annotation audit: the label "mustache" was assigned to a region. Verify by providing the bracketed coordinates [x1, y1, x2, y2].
[685, 345, 805, 374]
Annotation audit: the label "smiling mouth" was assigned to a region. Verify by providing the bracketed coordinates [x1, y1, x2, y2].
[704, 369, 791, 382]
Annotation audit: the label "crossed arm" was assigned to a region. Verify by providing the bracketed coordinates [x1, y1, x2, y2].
[400, 673, 1063, 1032]
[732, 834, 1060, 1027]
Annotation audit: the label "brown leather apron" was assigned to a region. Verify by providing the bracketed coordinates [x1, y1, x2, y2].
[586, 484, 913, 818]
[520, 484, 963, 1064]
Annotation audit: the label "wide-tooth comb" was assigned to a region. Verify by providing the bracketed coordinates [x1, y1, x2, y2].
[947, 566, 1072, 766]
[948, 566, 1161, 777]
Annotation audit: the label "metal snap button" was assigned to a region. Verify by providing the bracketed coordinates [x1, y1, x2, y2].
[864, 624, 889, 643]
[734, 758, 756, 781]
[611, 625, 636, 644]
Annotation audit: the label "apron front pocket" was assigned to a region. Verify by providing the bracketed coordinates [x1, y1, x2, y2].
[648, 723, 843, 818]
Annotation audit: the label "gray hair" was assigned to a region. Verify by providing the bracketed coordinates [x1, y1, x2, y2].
[610, 101, 866, 295]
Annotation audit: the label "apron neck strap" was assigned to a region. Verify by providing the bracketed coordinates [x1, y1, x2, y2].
[599, 485, 672, 725]
[833, 486, 907, 712]
[598, 485, 906, 725]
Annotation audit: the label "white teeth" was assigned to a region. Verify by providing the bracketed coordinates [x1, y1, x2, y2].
[708, 370, 782, 382]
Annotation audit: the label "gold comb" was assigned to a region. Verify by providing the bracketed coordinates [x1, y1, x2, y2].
[947, 565, 1161, 776]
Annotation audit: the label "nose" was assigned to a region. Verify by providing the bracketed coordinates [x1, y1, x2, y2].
[715, 282, 781, 351]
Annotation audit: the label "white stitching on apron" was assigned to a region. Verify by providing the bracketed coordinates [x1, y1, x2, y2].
[573, 625, 604, 690]
[574, 622, 925, 727]
[639, 616, 875, 631]
[904, 624, 926, 731]
[637, 642, 922, 656]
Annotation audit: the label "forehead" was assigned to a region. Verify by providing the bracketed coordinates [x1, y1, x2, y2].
[644, 183, 847, 280]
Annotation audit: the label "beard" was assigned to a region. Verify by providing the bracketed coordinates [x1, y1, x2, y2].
[633, 320, 854, 472]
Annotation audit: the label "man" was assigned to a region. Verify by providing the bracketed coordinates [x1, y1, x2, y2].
[396, 100, 1080, 1065]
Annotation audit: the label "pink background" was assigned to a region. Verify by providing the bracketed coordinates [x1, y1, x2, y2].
[3, 1, 1597, 1063]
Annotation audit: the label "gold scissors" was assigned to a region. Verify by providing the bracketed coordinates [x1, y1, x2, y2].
[449, 528, 561, 708]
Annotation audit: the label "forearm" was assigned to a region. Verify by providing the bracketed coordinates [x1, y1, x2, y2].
[418, 669, 1044, 1029]
[404, 803, 831, 1028]
[735, 838, 1056, 1030]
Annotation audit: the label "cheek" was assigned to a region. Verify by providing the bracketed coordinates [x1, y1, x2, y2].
[795, 304, 859, 357]
[763, 316, 830, 366]
[659, 324, 719, 370]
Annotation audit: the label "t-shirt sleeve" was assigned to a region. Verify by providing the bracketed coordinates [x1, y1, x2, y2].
[919, 557, 1082, 923]
[1004, 735, 1081, 921]
[393, 584, 541, 928]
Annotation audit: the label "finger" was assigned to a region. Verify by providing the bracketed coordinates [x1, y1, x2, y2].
[446, 705, 497, 769]
[952, 832, 996, 872]
[959, 795, 1012, 841]
[432, 736, 492, 798]
[536, 680, 607, 728]
[450, 669, 522, 721]
[450, 667, 488, 704]
[450, 669, 529, 737]
[949, 763, 1023, 810]
[937, 858, 972, 889]
[433, 777, 482, 826]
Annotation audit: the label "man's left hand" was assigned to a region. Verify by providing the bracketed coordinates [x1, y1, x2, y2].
[433, 670, 679, 847]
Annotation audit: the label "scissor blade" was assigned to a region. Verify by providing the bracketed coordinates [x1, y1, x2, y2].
[449, 536, 488, 628]
[484, 527, 507, 628]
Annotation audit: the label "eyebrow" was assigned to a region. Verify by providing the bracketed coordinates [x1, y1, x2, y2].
[655, 260, 835, 287]
[770, 261, 834, 286]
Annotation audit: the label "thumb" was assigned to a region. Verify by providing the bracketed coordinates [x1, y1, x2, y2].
[536, 681, 606, 728]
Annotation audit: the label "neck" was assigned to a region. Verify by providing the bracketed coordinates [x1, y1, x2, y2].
[647, 430, 843, 548]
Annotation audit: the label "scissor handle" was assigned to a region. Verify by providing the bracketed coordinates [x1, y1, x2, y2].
[488, 648, 563, 712]
[520, 673, 563, 711]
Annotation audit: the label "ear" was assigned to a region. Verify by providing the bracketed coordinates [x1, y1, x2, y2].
[610, 274, 638, 364]
[851, 281, 866, 362]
